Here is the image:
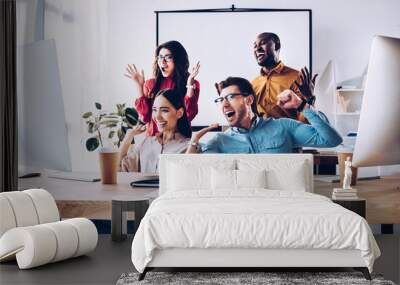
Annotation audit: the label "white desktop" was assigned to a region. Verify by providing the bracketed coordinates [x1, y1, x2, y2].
[18, 40, 99, 182]
[353, 35, 400, 169]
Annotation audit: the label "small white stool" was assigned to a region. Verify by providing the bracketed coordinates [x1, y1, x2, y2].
[0, 189, 98, 269]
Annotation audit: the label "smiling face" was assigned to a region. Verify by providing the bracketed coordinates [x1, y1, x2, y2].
[219, 85, 254, 129]
[253, 34, 280, 68]
[152, 94, 183, 133]
[157, 48, 175, 78]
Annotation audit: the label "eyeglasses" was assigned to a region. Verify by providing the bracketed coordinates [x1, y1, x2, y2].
[157, 54, 173, 62]
[214, 93, 249, 104]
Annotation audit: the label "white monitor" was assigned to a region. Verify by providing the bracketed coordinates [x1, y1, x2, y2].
[19, 39, 72, 172]
[352, 35, 400, 167]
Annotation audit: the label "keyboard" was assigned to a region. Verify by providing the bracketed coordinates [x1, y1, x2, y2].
[46, 170, 101, 182]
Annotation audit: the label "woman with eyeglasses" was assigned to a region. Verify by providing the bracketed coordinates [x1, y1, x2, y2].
[119, 89, 192, 173]
[125, 40, 200, 136]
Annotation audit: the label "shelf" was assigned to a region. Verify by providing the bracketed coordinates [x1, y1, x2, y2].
[335, 88, 364, 136]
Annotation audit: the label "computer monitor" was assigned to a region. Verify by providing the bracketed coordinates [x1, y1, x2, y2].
[19, 39, 72, 172]
[352, 35, 400, 167]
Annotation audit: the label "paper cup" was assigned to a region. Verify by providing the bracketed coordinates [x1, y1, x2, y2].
[98, 148, 119, 184]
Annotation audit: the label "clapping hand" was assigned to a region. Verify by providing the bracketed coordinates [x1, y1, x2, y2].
[187, 61, 200, 86]
[294, 67, 318, 101]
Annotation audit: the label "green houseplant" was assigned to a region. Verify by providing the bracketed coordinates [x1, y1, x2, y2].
[82, 102, 142, 184]
[82, 102, 141, 151]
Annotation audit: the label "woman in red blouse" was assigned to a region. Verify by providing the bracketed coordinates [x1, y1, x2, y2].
[125, 40, 200, 136]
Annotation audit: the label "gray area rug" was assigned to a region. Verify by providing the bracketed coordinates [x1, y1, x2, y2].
[116, 271, 396, 285]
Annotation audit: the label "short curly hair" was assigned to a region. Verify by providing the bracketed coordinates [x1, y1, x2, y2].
[257, 32, 281, 51]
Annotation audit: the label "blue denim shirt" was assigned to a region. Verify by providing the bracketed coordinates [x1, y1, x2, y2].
[202, 109, 342, 153]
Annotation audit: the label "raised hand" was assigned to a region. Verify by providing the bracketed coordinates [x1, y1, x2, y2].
[277, 90, 303, 110]
[214, 82, 222, 95]
[294, 67, 318, 101]
[126, 124, 147, 137]
[192, 123, 219, 143]
[124, 64, 145, 89]
[187, 61, 200, 86]
[119, 124, 147, 161]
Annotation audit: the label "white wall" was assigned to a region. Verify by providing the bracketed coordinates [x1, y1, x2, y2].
[17, 0, 400, 172]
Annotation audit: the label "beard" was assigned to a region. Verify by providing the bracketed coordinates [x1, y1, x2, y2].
[229, 106, 249, 128]
[258, 55, 277, 68]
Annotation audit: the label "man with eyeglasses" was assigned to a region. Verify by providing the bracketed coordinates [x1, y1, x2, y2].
[186, 77, 342, 154]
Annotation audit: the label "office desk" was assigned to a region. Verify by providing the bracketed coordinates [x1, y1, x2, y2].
[19, 173, 400, 224]
[18, 172, 158, 220]
[314, 175, 400, 224]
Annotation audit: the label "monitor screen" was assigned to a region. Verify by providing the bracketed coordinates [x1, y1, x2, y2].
[353, 36, 400, 167]
[20, 40, 72, 171]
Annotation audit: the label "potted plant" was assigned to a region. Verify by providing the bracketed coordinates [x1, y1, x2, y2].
[82, 102, 141, 184]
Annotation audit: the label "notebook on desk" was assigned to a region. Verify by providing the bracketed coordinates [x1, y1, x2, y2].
[130, 175, 159, 188]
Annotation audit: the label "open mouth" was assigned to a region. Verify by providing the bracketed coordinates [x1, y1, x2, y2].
[157, 121, 167, 127]
[225, 111, 235, 118]
[256, 52, 265, 60]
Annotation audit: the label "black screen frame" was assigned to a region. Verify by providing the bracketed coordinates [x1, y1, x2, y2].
[154, 6, 313, 130]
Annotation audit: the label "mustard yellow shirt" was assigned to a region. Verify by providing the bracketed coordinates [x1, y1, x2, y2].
[252, 62, 306, 122]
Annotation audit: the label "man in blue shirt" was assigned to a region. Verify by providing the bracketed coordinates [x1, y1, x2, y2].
[186, 77, 342, 153]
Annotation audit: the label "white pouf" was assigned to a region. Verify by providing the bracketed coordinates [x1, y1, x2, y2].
[0, 218, 98, 269]
[0, 189, 98, 269]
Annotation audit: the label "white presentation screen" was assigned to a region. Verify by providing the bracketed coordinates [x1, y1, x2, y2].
[158, 10, 311, 126]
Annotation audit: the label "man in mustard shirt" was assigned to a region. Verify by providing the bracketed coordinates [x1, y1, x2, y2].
[252, 32, 317, 122]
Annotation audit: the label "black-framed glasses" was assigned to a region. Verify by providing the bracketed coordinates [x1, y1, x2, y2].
[214, 93, 249, 104]
[157, 54, 173, 62]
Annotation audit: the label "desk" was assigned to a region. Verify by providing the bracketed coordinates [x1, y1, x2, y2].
[19, 173, 400, 224]
[302, 149, 338, 175]
[314, 175, 400, 224]
[112, 196, 150, 241]
[18, 172, 158, 220]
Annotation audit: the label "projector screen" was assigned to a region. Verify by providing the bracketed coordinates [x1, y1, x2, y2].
[157, 9, 311, 126]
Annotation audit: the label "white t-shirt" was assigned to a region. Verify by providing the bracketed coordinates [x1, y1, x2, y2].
[121, 134, 189, 173]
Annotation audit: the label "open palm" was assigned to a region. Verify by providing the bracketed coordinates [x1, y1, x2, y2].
[187, 61, 200, 86]
[294, 67, 318, 100]
[125, 64, 145, 87]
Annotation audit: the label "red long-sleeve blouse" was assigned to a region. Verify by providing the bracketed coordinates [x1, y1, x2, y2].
[135, 77, 200, 136]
